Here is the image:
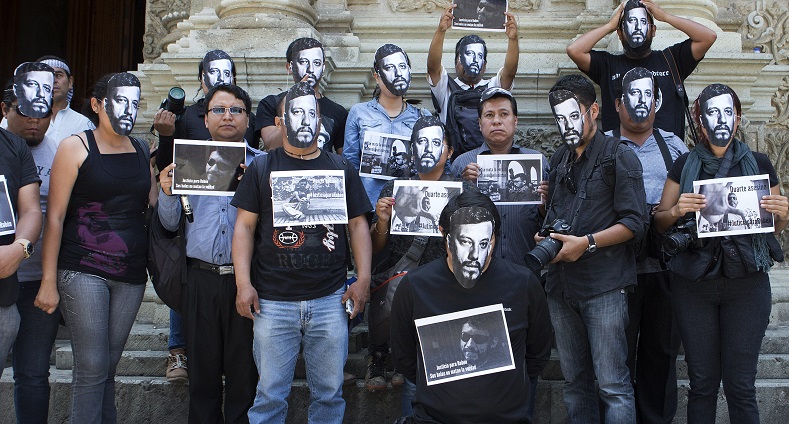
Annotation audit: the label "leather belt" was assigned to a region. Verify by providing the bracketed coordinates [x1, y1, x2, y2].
[186, 258, 234, 275]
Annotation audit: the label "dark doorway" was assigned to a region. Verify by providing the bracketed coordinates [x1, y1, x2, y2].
[0, 0, 146, 111]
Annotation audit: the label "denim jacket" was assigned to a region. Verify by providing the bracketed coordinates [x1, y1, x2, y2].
[343, 98, 429, 207]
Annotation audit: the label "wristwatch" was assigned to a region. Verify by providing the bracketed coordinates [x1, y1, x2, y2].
[16, 238, 33, 259]
[585, 234, 597, 253]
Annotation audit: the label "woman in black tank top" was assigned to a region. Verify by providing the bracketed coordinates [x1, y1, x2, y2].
[36, 73, 155, 424]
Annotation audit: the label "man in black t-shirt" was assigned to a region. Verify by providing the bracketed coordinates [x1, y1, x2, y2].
[566, 0, 717, 139]
[255, 37, 347, 153]
[232, 82, 371, 423]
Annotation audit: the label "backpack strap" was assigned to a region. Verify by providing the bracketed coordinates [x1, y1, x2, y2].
[661, 49, 698, 144]
[612, 128, 672, 171]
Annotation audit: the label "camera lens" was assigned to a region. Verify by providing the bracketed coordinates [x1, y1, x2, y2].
[662, 233, 690, 257]
[168, 87, 185, 101]
[524, 236, 563, 271]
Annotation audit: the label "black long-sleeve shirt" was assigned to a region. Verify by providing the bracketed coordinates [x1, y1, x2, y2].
[391, 258, 552, 424]
[544, 131, 648, 301]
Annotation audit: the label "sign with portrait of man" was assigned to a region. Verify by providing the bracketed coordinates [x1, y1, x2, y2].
[693, 174, 775, 238]
[359, 132, 413, 180]
[415, 304, 515, 386]
[390, 180, 463, 236]
[476, 154, 542, 205]
[452, 0, 507, 32]
[270, 170, 348, 227]
[0, 176, 16, 236]
[171, 139, 246, 196]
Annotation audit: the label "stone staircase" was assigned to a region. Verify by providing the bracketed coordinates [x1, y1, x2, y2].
[2, 269, 789, 423]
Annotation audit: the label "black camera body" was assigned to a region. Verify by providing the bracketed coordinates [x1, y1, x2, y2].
[524, 219, 572, 272]
[159, 87, 186, 117]
[661, 218, 703, 258]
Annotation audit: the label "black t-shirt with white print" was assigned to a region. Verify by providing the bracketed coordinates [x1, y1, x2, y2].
[231, 148, 370, 301]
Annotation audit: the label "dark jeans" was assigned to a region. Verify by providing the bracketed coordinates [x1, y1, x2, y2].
[13, 280, 63, 424]
[671, 271, 770, 424]
[184, 265, 256, 424]
[169, 309, 185, 351]
[625, 271, 680, 424]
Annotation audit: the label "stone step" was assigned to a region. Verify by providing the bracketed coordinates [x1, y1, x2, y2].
[2, 369, 789, 423]
[55, 347, 166, 377]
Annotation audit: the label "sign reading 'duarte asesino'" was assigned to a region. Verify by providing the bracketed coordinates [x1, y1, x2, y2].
[172, 139, 246, 196]
[390, 180, 463, 237]
[415, 304, 515, 386]
[692, 174, 775, 238]
[476, 154, 543, 205]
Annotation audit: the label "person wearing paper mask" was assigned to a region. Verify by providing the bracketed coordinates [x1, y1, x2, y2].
[369, 117, 462, 402]
[427, 5, 518, 158]
[567, 0, 717, 139]
[13, 62, 54, 119]
[542, 75, 647, 423]
[606, 67, 688, 424]
[344, 43, 429, 207]
[654, 83, 789, 424]
[390, 190, 551, 424]
[36, 72, 155, 423]
[233, 81, 371, 424]
[255, 38, 347, 153]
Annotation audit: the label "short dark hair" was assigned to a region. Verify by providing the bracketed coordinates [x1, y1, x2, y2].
[286, 38, 324, 63]
[549, 75, 596, 109]
[462, 318, 489, 333]
[285, 81, 315, 107]
[14, 62, 54, 76]
[3, 79, 16, 105]
[439, 190, 501, 238]
[620, 0, 655, 29]
[454, 35, 487, 64]
[692, 83, 742, 148]
[373, 44, 410, 73]
[205, 84, 252, 114]
[107, 72, 141, 90]
[548, 89, 576, 108]
[84, 73, 115, 126]
[613, 67, 658, 101]
[410, 115, 445, 146]
[198, 50, 236, 81]
[478, 87, 517, 117]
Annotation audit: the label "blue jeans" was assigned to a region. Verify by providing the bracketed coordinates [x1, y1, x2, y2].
[401, 378, 416, 417]
[168, 309, 185, 351]
[0, 304, 21, 379]
[548, 289, 635, 424]
[58, 270, 145, 424]
[248, 287, 347, 424]
[13, 280, 62, 424]
[671, 271, 770, 424]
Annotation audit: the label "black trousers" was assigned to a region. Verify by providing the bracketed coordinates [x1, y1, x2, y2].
[625, 270, 681, 424]
[183, 265, 256, 424]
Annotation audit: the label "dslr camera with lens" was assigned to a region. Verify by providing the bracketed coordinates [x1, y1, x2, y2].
[524, 218, 572, 272]
[160, 87, 186, 116]
[661, 218, 703, 258]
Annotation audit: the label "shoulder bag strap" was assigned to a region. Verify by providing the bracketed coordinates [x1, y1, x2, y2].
[662, 49, 699, 145]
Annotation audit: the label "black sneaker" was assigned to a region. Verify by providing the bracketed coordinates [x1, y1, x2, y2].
[365, 351, 387, 391]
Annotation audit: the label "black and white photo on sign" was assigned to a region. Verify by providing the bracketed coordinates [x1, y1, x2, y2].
[452, 0, 507, 32]
[415, 304, 515, 386]
[693, 174, 774, 238]
[390, 180, 463, 237]
[13, 62, 54, 119]
[271, 170, 348, 227]
[0, 176, 16, 236]
[360, 132, 413, 180]
[171, 139, 246, 196]
[476, 154, 542, 205]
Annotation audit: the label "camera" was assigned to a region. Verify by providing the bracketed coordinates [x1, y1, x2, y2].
[159, 87, 186, 116]
[661, 218, 702, 257]
[524, 219, 572, 272]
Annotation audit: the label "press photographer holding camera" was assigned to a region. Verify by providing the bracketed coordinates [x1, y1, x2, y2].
[537, 75, 647, 422]
[653, 83, 789, 423]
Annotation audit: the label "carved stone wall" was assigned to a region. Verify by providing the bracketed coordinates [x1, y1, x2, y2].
[143, 0, 191, 62]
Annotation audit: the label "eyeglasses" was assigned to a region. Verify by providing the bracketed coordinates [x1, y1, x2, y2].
[209, 106, 246, 115]
[461, 332, 489, 344]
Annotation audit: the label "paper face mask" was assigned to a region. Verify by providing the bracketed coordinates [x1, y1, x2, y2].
[291, 47, 324, 88]
[284, 94, 319, 148]
[447, 207, 494, 288]
[377, 52, 412, 97]
[14, 66, 53, 118]
[622, 69, 654, 124]
[204, 59, 234, 90]
[104, 75, 140, 136]
[702, 93, 736, 147]
[414, 125, 444, 174]
[622, 7, 650, 49]
[549, 90, 585, 148]
[459, 43, 486, 79]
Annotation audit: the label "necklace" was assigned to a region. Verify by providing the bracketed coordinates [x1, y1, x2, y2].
[387, 101, 405, 119]
[284, 147, 319, 159]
